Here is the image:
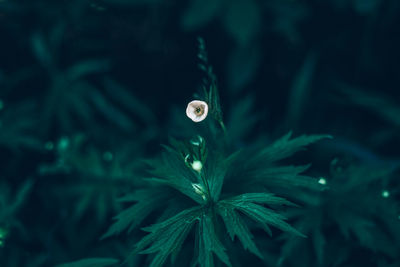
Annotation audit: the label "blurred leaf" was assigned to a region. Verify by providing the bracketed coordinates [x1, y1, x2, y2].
[339, 85, 400, 127]
[65, 60, 110, 81]
[222, 0, 261, 44]
[267, 0, 309, 42]
[102, 188, 171, 239]
[0, 101, 41, 151]
[226, 95, 259, 142]
[286, 52, 318, 128]
[103, 78, 157, 125]
[56, 258, 119, 267]
[353, 0, 381, 15]
[181, 0, 223, 31]
[102, 0, 161, 6]
[226, 45, 261, 93]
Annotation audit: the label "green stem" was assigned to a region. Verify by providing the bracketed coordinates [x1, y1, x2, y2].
[219, 120, 227, 137]
[199, 171, 212, 203]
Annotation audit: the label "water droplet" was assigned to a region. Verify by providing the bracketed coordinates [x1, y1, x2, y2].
[0, 227, 7, 239]
[318, 177, 327, 185]
[57, 136, 69, 151]
[382, 190, 390, 198]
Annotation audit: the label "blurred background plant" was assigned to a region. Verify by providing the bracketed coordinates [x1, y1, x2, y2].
[0, 0, 399, 266]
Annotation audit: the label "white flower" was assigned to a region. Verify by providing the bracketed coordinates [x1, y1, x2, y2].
[186, 100, 208, 122]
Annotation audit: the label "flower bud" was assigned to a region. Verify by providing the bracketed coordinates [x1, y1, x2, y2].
[191, 160, 203, 172]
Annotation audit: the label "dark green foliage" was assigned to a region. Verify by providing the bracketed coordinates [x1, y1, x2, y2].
[278, 160, 400, 266]
[103, 124, 328, 266]
[55, 258, 119, 267]
[1, 1, 400, 266]
[98, 41, 331, 267]
[0, 101, 41, 151]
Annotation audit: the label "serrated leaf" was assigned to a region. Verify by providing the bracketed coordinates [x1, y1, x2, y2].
[146, 147, 204, 204]
[55, 258, 119, 267]
[217, 204, 263, 258]
[204, 152, 229, 202]
[256, 132, 332, 163]
[225, 193, 298, 207]
[249, 165, 324, 191]
[102, 189, 170, 239]
[134, 207, 202, 267]
[197, 211, 232, 267]
[221, 196, 304, 238]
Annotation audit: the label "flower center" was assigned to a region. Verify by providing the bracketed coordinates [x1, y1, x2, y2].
[195, 106, 204, 115]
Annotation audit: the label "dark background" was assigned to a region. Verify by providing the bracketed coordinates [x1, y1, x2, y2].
[0, 0, 400, 266]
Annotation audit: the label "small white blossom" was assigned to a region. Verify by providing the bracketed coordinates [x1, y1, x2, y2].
[186, 100, 208, 122]
[191, 160, 203, 172]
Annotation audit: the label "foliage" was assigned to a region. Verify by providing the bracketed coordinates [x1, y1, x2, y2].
[279, 160, 400, 266]
[101, 41, 329, 267]
[1, 0, 400, 266]
[55, 258, 119, 267]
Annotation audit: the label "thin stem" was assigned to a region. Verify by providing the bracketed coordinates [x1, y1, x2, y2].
[219, 120, 227, 137]
[199, 171, 212, 203]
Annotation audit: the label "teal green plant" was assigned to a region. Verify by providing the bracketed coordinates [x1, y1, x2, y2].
[278, 159, 400, 266]
[39, 134, 141, 223]
[0, 100, 41, 152]
[102, 39, 330, 267]
[0, 180, 32, 249]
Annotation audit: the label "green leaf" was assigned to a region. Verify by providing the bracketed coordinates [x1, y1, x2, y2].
[134, 207, 202, 267]
[55, 258, 119, 267]
[102, 188, 170, 239]
[226, 95, 259, 141]
[256, 132, 332, 163]
[221, 194, 304, 238]
[217, 204, 263, 259]
[248, 165, 324, 191]
[181, 0, 223, 31]
[103, 78, 157, 124]
[102, 0, 161, 6]
[197, 211, 232, 267]
[204, 152, 229, 202]
[225, 193, 298, 207]
[339, 84, 400, 127]
[146, 148, 204, 204]
[65, 59, 110, 81]
[285, 52, 317, 128]
[222, 0, 261, 44]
